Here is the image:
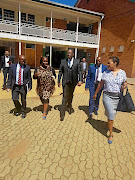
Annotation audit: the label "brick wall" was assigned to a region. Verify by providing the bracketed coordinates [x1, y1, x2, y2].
[77, 0, 135, 77]
[46, 18, 67, 29]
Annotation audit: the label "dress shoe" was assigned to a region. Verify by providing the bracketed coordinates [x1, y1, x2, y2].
[68, 108, 74, 115]
[60, 117, 64, 121]
[2, 87, 7, 90]
[22, 114, 26, 119]
[14, 112, 20, 116]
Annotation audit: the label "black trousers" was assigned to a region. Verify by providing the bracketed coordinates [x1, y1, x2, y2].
[61, 83, 76, 117]
[3, 67, 9, 87]
[12, 85, 27, 115]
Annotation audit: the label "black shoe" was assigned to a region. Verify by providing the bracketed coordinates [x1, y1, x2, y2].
[68, 108, 74, 115]
[2, 87, 7, 90]
[22, 114, 26, 119]
[14, 112, 20, 116]
[60, 117, 64, 121]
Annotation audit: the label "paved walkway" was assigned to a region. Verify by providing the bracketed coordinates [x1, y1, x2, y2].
[0, 73, 135, 180]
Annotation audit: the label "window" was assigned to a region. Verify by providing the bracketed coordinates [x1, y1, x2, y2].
[86, 0, 90, 2]
[0, 8, 2, 19]
[46, 17, 54, 22]
[21, 13, 26, 23]
[109, 46, 114, 52]
[28, 14, 35, 24]
[4, 9, 14, 21]
[26, 44, 35, 49]
[102, 47, 106, 53]
[119, 46, 124, 52]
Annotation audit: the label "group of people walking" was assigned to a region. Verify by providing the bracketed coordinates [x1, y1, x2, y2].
[0, 49, 127, 144]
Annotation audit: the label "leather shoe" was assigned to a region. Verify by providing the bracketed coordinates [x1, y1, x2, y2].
[15, 112, 20, 116]
[2, 87, 7, 90]
[60, 117, 64, 121]
[68, 108, 74, 115]
[22, 114, 26, 119]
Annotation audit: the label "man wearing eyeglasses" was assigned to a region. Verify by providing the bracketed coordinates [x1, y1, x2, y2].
[85, 57, 107, 120]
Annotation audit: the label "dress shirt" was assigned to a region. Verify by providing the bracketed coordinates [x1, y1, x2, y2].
[83, 62, 86, 70]
[16, 64, 24, 85]
[5, 56, 10, 67]
[95, 64, 102, 83]
[68, 58, 74, 68]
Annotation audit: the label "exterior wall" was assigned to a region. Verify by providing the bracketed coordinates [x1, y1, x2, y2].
[77, 0, 135, 77]
[36, 44, 43, 67]
[46, 18, 67, 29]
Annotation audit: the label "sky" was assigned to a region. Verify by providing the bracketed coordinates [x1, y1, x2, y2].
[49, 0, 77, 6]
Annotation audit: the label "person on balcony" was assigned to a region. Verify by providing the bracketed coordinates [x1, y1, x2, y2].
[0, 50, 14, 90]
[58, 49, 82, 121]
[85, 56, 107, 119]
[33, 56, 56, 120]
[7, 55, 32, 119]
[81, 57, 88, 83]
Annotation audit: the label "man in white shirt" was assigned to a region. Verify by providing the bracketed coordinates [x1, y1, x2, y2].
[0, 50, 14, 90]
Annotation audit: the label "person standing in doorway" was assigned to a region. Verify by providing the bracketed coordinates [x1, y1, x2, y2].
[0, 50, 14, 90]
[58, 49, 82, 121]
[7, 55, 32, 119]
[85, 57, 107, 119]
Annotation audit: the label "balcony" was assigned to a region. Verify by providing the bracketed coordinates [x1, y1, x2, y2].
[0, 19, 98, 46]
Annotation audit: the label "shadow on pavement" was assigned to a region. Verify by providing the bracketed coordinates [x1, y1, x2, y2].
[79, 105, 121, 137]
[10, 107, 32, 114]
[33, 105, 52, 112]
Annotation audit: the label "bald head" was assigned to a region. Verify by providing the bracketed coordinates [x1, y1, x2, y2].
[96, 56, 102, 67]
[67, 49, 74, 60]
[19, 55, 26, 66]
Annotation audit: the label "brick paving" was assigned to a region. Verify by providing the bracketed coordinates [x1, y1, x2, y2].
[0, 72, 135, 180]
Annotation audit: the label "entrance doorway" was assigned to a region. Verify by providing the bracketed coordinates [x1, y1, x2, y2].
[0, 47, 5, 59]
[26, 44, 35, 68]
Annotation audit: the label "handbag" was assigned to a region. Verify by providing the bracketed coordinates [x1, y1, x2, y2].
[117, 87, 135, 112]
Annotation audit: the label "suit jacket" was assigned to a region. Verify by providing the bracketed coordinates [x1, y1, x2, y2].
[0, 56, 14, 70]
[7, 64, 32, 90]
[81, 62, 88, 72]
[85, 64, 107, 90]
[58, 58, 82, 86]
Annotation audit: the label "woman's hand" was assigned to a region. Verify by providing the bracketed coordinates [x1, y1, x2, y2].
[93, 93, 97, 100]
[121, 82, 127, 90]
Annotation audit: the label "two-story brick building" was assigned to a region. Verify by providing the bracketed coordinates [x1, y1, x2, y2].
[0, 0, 104, 68]
[76, 0, 135, 77]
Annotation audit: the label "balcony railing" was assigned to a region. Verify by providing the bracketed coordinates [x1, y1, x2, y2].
[0, 19, 97, 45]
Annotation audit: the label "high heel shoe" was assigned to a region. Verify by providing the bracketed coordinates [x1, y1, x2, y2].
[108, 135, 113, 144]
[43, 111, 47, 120]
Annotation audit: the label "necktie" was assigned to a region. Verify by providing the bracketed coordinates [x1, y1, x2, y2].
[68, 60, 70, 68]
[18, 66, 22, 85]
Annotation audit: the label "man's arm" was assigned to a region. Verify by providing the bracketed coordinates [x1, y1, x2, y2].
[85, 65, 91, 89]
[78, 60, 82, 83]
[28, 67, 32, 90]
[58, 60, 63, 86]
[7, 66, 13, 89]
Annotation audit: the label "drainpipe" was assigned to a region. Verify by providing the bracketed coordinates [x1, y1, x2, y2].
[95, 15, 104, 63]
[19, 2, 21, 56]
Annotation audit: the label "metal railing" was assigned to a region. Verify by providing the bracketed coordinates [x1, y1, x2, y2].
[0, 19, 98, 44]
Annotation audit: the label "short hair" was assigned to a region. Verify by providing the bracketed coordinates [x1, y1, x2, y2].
[109, 56, 119, 66]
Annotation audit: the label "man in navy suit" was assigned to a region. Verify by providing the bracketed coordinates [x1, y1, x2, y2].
[85, 57, 107, 119]
[7, 55, 32, 118]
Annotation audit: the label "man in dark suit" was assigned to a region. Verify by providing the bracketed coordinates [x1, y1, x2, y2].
[58, 49, 82, 121]
[85, 57, 107, 119]
[0, 50, 14, 90]
[81, 57, 88, 83]
[7, 55, 32, 118]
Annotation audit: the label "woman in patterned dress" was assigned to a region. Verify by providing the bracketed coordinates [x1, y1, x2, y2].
[93, 57, 127, 144]
[33, 56, 56, 119]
